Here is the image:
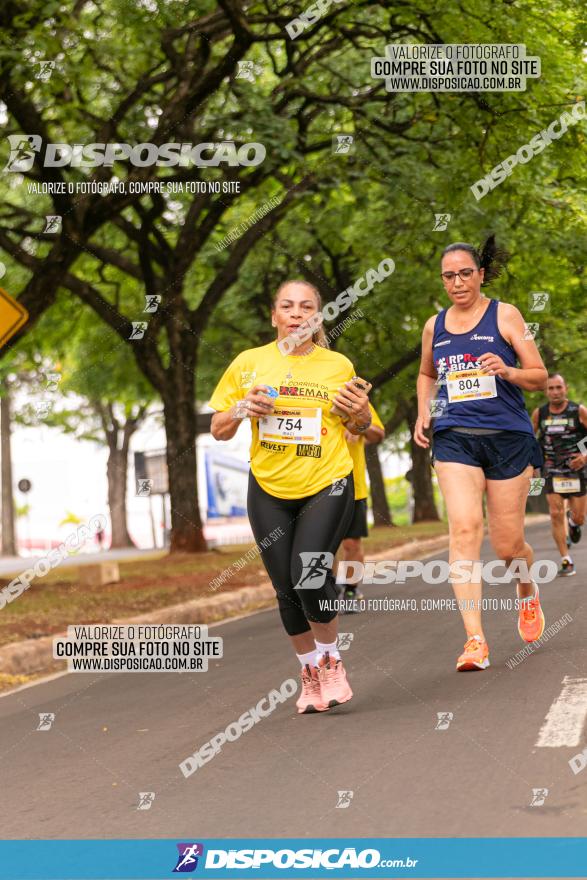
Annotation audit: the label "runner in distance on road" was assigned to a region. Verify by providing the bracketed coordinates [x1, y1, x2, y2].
[532, 374, 587, 577]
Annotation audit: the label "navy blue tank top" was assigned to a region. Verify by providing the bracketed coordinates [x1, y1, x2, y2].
[431, 298, 534, 434]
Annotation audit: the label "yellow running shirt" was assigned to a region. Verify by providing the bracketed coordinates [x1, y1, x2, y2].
[346, 404, 385, 500]
[208, 341, 356, 499]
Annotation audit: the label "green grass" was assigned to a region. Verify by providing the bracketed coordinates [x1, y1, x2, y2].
[382, 475, 446, 527]
[363, 521, 448, 555]
[0, 513, 447, 648]
[0, 546, 268, 647]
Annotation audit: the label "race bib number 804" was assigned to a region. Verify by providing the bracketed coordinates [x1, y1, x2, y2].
[446, 369, 497, 403]
[259, 407, 322, 445]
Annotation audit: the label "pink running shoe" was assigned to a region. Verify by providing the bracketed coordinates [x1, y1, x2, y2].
[296, 664, 328, 714]
[318, 653, 353, 708]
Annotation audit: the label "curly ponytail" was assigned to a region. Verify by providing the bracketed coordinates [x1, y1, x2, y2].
[478, 234, 510, 284]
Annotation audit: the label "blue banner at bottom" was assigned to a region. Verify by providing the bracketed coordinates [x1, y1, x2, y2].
[0, 838, 585, 879]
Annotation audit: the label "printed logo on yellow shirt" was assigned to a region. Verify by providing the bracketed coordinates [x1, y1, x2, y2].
[260, 441, 287, 453]
[279, 383, 330, 400]
[240, 370, 257, 388]
[296, 444, 322, 458]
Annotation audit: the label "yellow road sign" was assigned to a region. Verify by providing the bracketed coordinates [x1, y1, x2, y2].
[0, 286, 28, 349]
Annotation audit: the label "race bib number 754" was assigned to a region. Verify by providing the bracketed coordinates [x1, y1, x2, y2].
[259, 407, 322, 445]
[446, 369, 497, 403]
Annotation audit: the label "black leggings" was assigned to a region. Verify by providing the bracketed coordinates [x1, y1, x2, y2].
[247, 471, 355, 636]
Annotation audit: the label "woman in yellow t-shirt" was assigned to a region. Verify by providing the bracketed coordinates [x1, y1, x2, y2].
[209, 280, 373, 714]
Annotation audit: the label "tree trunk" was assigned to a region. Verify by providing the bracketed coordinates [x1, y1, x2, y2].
[526, 490, 549, 514]
[365, 442, 393, 526]
[409, 436, 440, 522]
[405, 400, 439, 523]
[96, 402, 145, 549]
[0, 391, 17, 555]
[162, 380, 207, 553]
[107, 445, 135, 548]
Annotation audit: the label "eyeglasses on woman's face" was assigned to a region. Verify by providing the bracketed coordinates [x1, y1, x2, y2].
[440, 267, 478, 284]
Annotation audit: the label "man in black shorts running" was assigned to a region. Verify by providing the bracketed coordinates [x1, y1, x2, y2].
[531, 374, 587, 577]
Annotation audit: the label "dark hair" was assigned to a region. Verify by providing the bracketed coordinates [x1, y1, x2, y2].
[441, 234, 510, 285]
[548, 373, 566, 384]
[272, 280, 329, 348]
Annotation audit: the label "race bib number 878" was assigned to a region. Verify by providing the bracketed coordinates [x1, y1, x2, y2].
[446, 369, 497, 403]
[552, 476, 581, 494]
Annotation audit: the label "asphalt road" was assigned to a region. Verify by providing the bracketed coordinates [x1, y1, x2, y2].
[1, 520, 586, 843]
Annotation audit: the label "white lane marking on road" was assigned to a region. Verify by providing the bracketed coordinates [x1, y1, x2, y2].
[536, 676, 587, 748]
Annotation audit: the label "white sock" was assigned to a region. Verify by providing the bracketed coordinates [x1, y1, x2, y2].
[562, 555, 573, 564]
[296, 649, 318, 669]
[315, 640, 341, 664]
[568, 514, 579, 528]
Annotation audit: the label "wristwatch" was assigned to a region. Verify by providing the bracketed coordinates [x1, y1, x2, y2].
[351, 416, 372, 433]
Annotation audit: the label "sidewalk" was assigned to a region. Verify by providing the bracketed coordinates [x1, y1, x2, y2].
[0, 548, 164, 577]
[0, 515, 549, 686]
[0, 533, 452, 681]
[0, 519, 257, 577]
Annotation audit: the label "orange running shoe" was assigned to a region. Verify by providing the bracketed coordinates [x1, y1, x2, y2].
[456, 635, 490, 671]
[318, 653, 353, 708]
[296, 664, 328, 714]
[518, 583, 545, 643]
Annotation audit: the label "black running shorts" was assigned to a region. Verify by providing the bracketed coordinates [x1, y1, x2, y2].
[344, 499, 368, 539]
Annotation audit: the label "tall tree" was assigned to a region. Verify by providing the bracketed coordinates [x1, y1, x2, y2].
[0, 389, 17, 555]
[365, 442, 392, 527]
[403, 397, 440, 523]
[1, 0, 585, 551]
[12, 300, 156, 548]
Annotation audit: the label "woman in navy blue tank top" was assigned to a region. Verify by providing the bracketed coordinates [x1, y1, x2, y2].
[414, 236, 548, 672]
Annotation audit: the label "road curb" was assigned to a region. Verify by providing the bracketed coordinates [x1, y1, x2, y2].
[0, 521, 553, 678]
[0, 533, 453, 677]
